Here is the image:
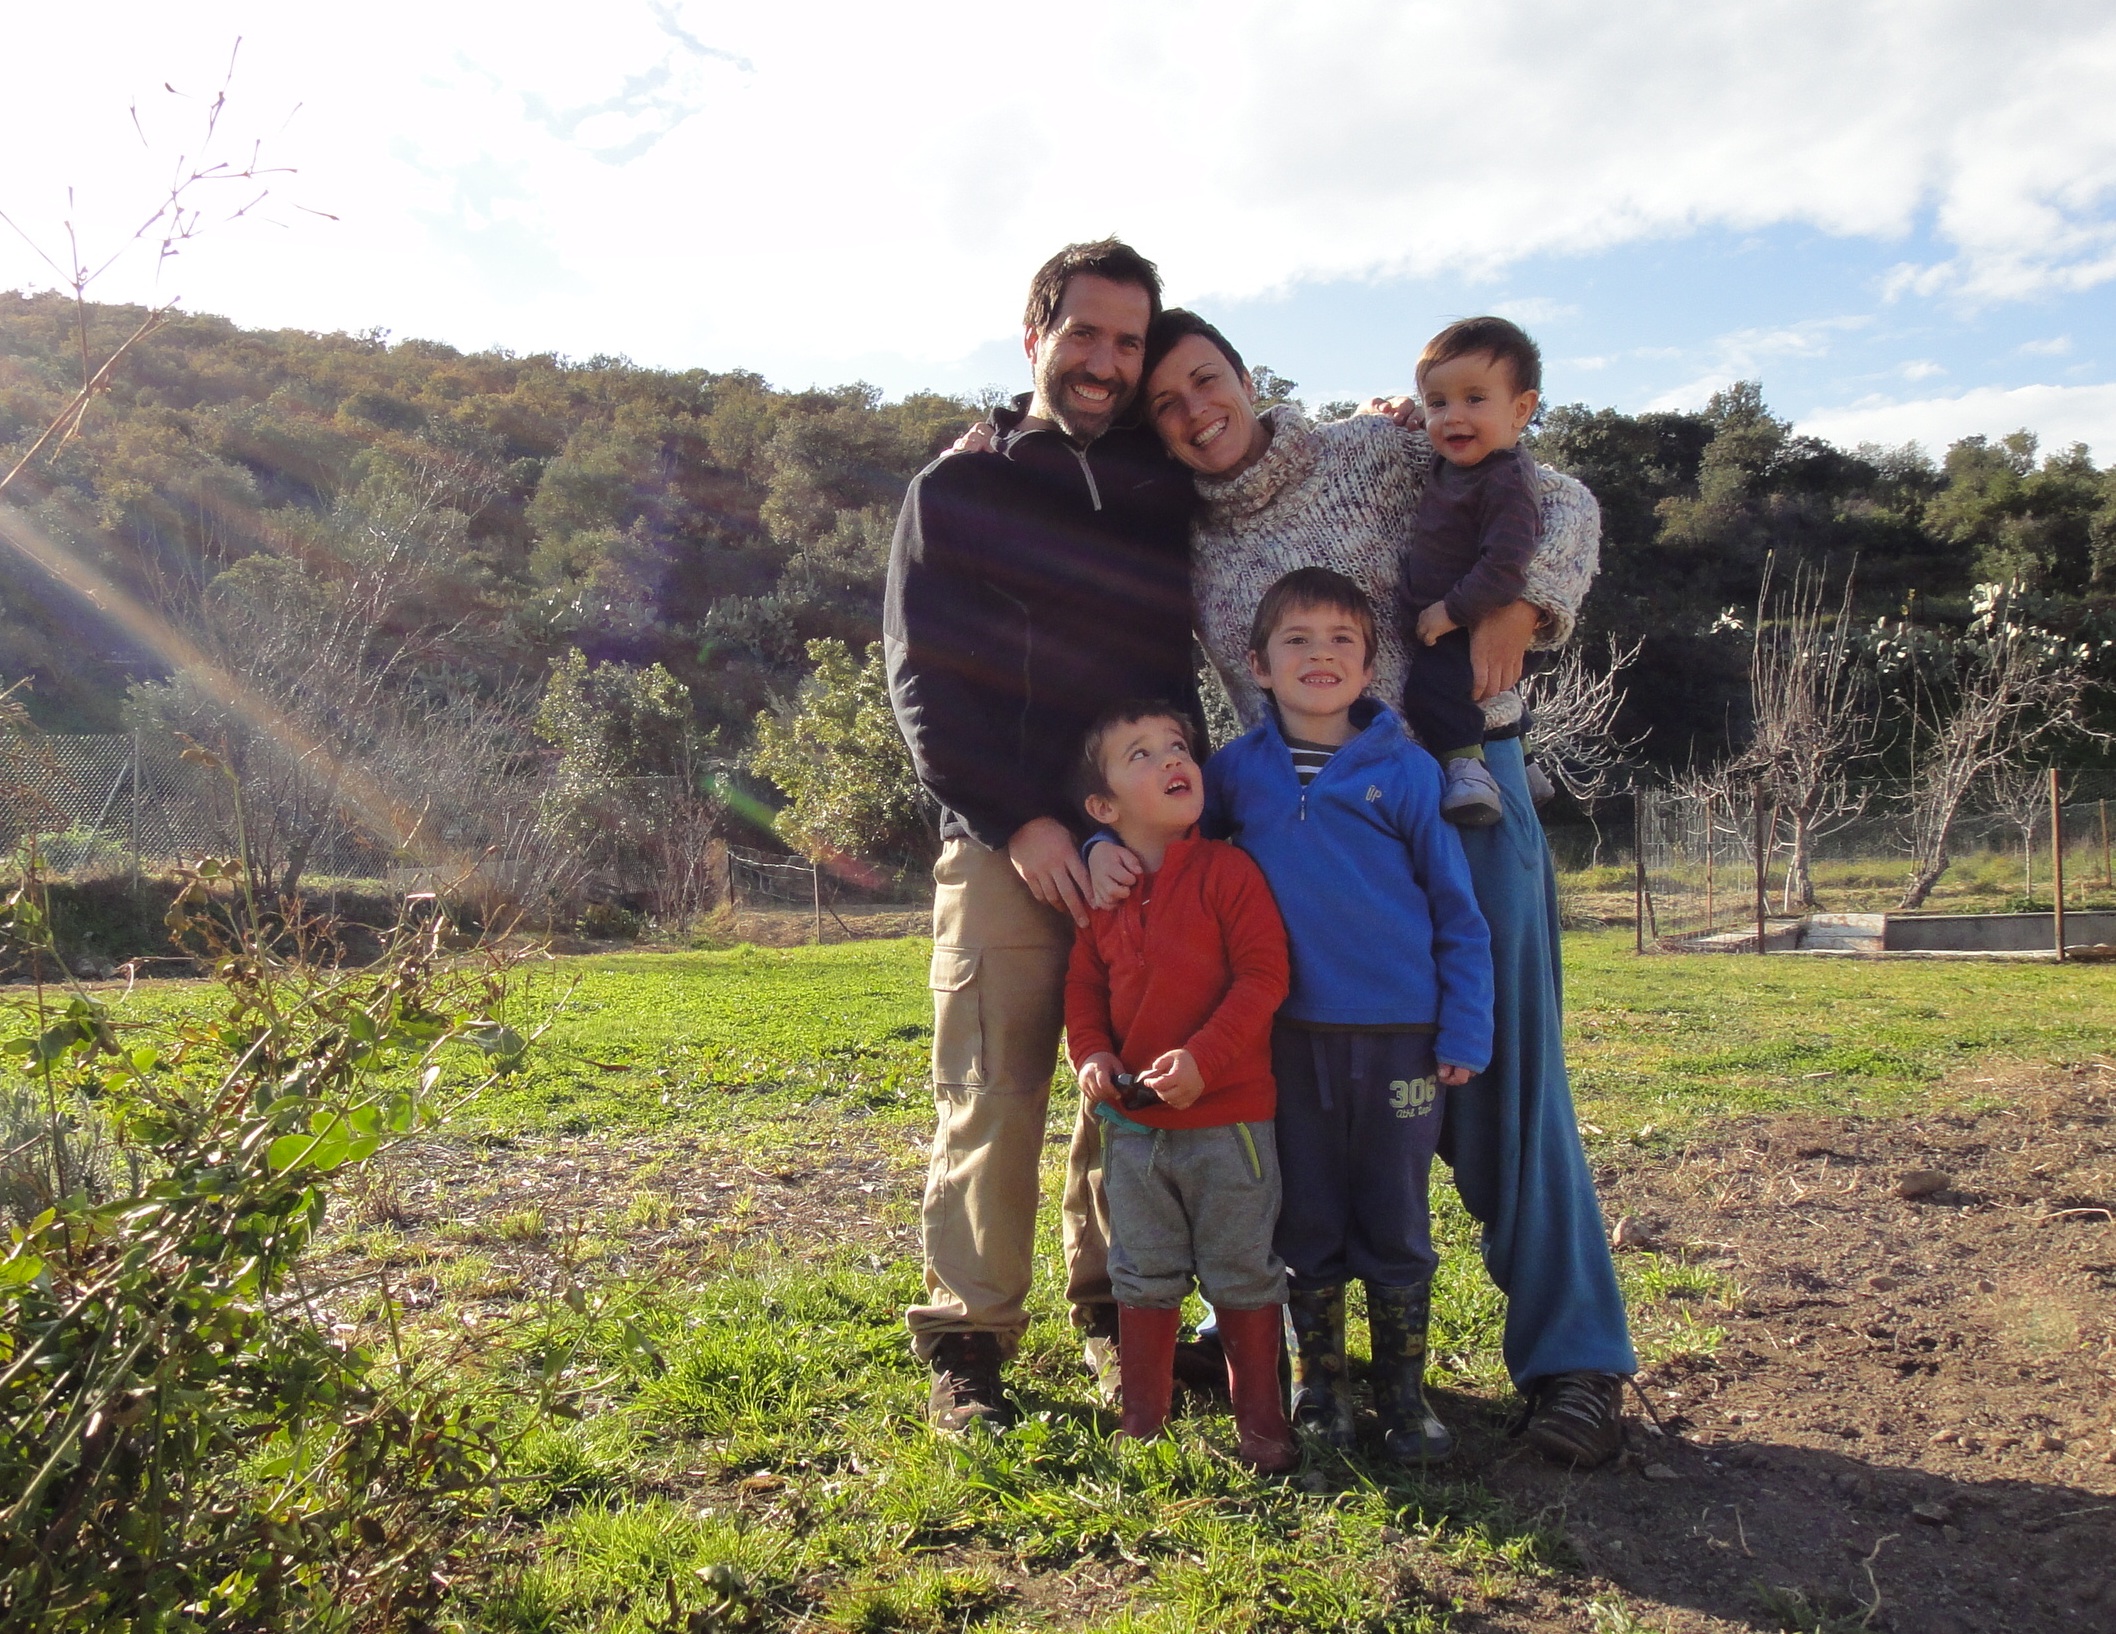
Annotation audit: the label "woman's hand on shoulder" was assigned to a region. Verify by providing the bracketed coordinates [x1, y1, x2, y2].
[949, 420, 999, 456]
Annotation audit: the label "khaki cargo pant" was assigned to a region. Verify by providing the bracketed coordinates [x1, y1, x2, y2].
[905, 836, 1111, 1361]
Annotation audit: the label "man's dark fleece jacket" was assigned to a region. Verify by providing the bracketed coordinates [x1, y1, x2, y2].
[885, 400, 1199, 851]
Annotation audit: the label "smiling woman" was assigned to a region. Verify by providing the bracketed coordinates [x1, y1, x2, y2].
[1142, 311, 1274, 480]
[1130, 299, 1638, 1465]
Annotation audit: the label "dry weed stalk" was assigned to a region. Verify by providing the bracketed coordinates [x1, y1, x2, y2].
[0, 38, 316, 504]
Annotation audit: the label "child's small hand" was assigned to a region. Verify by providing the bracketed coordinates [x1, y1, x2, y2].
[1355, 394, 1426, 430]
[1416, 602, 1459, 647]
[1139, 1048, 1204, 1109]
[1088, 842, 1143, 910]
[1437, 1063, 1475, 1086]
[1079, 1052, 1125, 1106]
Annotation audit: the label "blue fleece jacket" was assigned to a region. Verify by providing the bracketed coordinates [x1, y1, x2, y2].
[1203, 699, 1494, 1071]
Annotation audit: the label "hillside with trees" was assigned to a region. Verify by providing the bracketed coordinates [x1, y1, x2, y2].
[3, 290, 2113, 900]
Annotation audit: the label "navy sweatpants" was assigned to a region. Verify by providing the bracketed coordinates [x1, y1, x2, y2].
[1401, 624, 1485, 760]
[1271, 1026, 1446, 1289]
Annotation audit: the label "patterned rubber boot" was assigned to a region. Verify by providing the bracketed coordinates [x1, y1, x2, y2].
[1367, 1280, 1455, 1463]
[1283, 1283, 1354, 1450]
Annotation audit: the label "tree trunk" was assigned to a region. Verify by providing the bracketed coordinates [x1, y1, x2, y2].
[1899, 848, 1949, 910]
[278, 756, 348, 902]
[1783, 809, 1817, 911]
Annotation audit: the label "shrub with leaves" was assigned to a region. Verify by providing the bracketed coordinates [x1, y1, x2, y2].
[0, 857, 529, 1631]
[748, 638, 935, 868]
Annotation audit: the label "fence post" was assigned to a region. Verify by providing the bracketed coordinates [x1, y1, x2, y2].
[2050, 769, 2065, 961]
[2101, 798, 2110, 890]
[1632, 791, 1645, 955]
[1753, 782, 1768, 956]
[129, 726, 142, 889]
[812, 857, 823, 945]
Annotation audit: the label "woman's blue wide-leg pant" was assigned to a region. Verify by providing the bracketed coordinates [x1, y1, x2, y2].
[1444, 735, 1637, 1386]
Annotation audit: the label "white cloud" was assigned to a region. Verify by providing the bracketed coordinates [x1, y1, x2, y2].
[2018, 335, 2074, 356]
[0, 1, 2112, 384]
[1798, 382, 2116, 460]
[1900, 359, 1946, 380]
[1644, 317, 1873, 410]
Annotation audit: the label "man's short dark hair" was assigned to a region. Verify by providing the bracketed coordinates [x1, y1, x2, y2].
[1072, 699, 1199, 812]
[1024, 239, 1163, 336]
[1417, 315, 1543, 395]
[1143, 308, 1247, 390]
[1247, 567, 1378, 668]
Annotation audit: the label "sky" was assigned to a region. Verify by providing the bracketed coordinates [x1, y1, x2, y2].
[2, 0, 2113, 461]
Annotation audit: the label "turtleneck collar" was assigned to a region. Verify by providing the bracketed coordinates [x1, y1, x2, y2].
[1193, 403, 1321, 522]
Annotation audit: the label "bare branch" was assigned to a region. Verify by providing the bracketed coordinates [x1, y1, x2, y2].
[1519, 636, 1644, 803]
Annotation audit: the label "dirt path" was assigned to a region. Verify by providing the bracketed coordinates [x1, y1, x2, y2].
[1460, 1062, 2115, 1633]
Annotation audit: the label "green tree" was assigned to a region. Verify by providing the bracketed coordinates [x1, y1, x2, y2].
[749, 639, 934, 866]
[535, 649, 701, 835]
[1927, 431, 2111, 592]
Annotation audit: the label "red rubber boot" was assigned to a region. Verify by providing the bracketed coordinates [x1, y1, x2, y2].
[1115, 1304, 1181, 1441]
[1216, 1304, 1298, 1473]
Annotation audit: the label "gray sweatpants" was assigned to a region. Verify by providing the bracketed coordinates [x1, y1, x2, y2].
[1100, 1116, 1288, 1310]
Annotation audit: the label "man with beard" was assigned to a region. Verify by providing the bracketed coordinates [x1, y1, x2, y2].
[886, 239, 1200, 1429]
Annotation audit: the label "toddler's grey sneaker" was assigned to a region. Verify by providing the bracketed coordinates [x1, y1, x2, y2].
[1524, 758, 1557, 808]
[1440, 756, 1504, 827]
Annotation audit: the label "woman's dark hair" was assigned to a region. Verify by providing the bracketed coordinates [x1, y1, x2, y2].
[1246, 567, 1377, 668]
[1023, 239, 1163, 335]
[1417, 315, 1542, 395]
[1142, 308, 1247, 391]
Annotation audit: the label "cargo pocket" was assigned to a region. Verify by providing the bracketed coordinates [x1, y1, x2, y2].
[928, 945, 984, 1089]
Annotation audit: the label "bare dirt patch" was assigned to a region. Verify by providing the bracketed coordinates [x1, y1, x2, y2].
[316, 1120, 922, 1327]
[311, 1061, 2115, 1631]
[1458, 1061, 2115, 1633]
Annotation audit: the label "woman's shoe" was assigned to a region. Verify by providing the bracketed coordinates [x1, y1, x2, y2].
[1367, 1279, 1454, 1463]
[1283, 1283, 1354, 1449]
[1215, 1304, 1296, 1472]
[1114, 1304, 1181, 1441]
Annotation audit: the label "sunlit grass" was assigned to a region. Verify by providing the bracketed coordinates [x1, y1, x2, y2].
[94, 931, 2113, 1628]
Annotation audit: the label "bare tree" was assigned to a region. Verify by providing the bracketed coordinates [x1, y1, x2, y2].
[1732, 556, 1877, 909]
[1519, 636, 1644, 804]
[1891, 586, 2106, 909]
[129, 457, 500, 897]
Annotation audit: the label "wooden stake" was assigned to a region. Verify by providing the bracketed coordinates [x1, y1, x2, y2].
[1633, 793, 1646, 955]
[812, 858, 824, 945]
[2100, 798, 2110, 890]
[2050, 768, 2066, 961]
[1753, 782, 1769, 956]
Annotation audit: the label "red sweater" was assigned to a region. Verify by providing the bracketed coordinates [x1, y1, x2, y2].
[1064, 835, 1290, 1129]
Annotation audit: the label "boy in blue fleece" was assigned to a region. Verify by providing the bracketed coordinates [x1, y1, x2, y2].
[1203, 567, 1493, 1463]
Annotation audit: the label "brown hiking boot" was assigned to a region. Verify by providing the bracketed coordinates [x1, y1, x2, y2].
[926, 1331, 1012, 1433]
[1521, 1371, 1624, 1468]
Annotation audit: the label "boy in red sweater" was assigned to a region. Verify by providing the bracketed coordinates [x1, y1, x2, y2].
[1064, 700, 1296, 1472]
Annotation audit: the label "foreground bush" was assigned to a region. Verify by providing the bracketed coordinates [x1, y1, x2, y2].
[0, 860, 526, 1631]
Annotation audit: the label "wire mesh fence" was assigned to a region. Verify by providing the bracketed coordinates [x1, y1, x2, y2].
[1635, 770, 2116, 952]
[0, 731, 398, 880]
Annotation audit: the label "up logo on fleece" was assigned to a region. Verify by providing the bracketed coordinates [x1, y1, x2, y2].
[1389, 1077, 1438, 1119]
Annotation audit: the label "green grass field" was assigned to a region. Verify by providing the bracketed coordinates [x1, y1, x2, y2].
[99, 934, 2116, 1630]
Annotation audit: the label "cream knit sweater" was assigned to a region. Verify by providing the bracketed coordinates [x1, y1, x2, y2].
[1191, 405, 1601, 735]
